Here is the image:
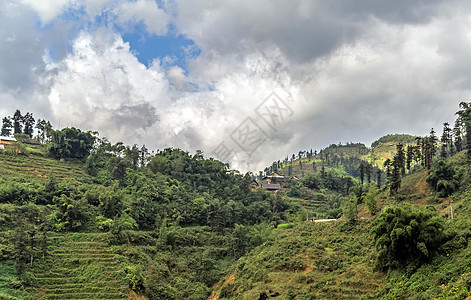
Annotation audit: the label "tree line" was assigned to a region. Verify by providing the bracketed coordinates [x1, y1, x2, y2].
[1, 109, 52, 140]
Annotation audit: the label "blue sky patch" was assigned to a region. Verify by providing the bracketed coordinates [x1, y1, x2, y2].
[121, 23, 201, 70]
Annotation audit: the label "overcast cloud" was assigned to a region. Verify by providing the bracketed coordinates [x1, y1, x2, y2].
[1, 0, 470, 172]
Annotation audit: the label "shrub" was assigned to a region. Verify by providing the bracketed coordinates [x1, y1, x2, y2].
[426, 160, 459, 197]
[372, 205, 446, 271]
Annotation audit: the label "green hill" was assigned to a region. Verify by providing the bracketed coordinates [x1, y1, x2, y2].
[210, 222, 384, 300]
[1, 103, 471, 300]
[210, 149, 471, 299]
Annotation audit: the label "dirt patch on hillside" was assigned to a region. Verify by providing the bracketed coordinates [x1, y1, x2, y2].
[129, 290, 148, 299]
[208, 272, 236, 300]
[416, 171, 429, 195]
[303, 254, 315, 274]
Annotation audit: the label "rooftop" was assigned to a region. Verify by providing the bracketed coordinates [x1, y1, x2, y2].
[0, 136, 16, 142]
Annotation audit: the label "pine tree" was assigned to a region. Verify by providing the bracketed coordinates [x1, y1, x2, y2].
[140, 145, 149, 167]
[1, 116, 12, 136]
[456, 102, 471, 168]
[396, 143, 406, 176]
[13, 109, 23, 134]
[390, 155, 401, 195]
[23, 112, 35, 138]
[429, 128, 438, 157]
[366, 163, 373, 183]
[359, 163, 365, 185]
[454, 120, 462, 153]
[35, 119, 47, 140]
[415, 136, 424, 166]
[406, 145, 413, 172]
[441, 122, 453, 158]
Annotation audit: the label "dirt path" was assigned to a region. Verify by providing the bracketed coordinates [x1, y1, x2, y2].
[416, 171, 429, 195]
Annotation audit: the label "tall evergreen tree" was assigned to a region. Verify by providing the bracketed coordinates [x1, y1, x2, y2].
[376, 169, 382, 190]
[1, 116, 12, 136]
[23, 112, 35, 138]
[396, 143, 406, 176]
[383, 159, 392, 183]
[454, 120, 462, 153]
[429, 128, 438, 157]
[359, 163, 365, 185]
[13, 109, 23, 134]
[35, 119, 47, 139]
[140, 145, 149, 167]
[366, 163, 373, 183]
[441, 122, 453, 158]
[390, 155, 402, 196]
[456, 102, 471, 168]
[406, 145, 414, 172]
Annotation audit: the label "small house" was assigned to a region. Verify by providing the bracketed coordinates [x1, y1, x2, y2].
[261, 182, 281, 191]
[0, 136, 16, 150]
[262, 173, 287, 183]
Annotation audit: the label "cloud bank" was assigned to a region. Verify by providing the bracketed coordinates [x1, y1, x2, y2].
[1, 0, 471, 172]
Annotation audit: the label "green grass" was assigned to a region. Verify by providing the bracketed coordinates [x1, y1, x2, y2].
[0, 260, 21, 300]
[215, 221, 384, 299]
[0, 152, 93, 185]
[31, 232, 128, 300]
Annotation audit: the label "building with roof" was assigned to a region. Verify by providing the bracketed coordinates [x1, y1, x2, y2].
[0, 136, 16, 149]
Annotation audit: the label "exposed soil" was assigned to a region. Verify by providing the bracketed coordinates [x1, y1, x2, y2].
[208, 272, 236, 300]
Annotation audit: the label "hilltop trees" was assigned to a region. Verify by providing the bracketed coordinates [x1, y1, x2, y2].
[1, 110, 53, 141]
[48, 127, 96, 160]
[1, 117, 12, 136]
[23, 112, 35, 138]
[13, 109, 23, 134]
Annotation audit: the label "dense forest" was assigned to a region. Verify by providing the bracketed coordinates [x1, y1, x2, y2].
[0, 102, 471, 299]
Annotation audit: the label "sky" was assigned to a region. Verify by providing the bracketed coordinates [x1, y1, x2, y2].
[1, 0, 470, 172]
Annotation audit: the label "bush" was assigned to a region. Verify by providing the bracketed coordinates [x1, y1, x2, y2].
[372, 205, 446, 271]
[426, 160, 459, 197]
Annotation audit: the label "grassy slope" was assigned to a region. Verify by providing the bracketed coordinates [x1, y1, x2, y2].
[212, 151, 471, 300]
[212, 222, 383, 300]
[0, 150, 128, 299]
[277, 134, 417, 178]
[0, 151, 93, 185]
[0, 260, 21, 299]
[32, 233, 128, 300]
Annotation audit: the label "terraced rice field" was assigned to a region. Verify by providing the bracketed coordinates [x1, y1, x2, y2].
[0, 260, 21, 300]
[33, 233, 128, 300]
[286, 197, 330, 216]
[0, 152, 93, 184]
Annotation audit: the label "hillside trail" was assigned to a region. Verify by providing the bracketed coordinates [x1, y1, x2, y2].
[416, 170, 429, 195]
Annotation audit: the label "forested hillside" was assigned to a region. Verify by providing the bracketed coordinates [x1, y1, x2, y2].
[0, 102, 471, 299]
